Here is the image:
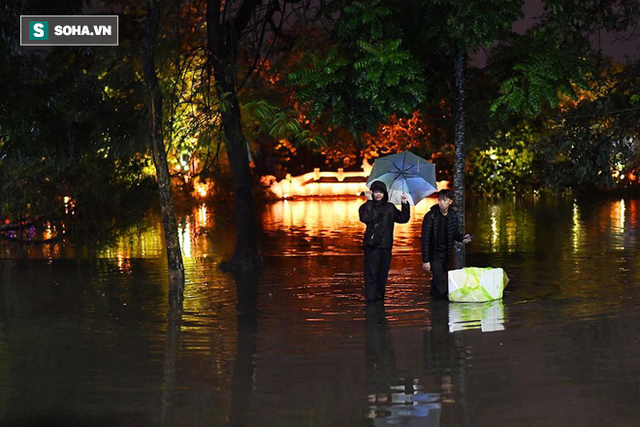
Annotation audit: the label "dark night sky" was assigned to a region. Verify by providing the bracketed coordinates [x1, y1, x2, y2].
[515, 0, 640, 63]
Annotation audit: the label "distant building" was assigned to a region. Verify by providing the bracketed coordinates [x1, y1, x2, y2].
[267, 160, 448, 199]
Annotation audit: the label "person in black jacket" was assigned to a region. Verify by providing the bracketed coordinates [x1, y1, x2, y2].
[359, 180, 410, 303]
[421, 190, 472, 299]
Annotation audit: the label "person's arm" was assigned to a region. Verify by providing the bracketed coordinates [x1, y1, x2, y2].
[451, 213, 473, 243]
[359, 201, 377, 224]
[394, 198, 410, 223]
[421, 213, 433, 265]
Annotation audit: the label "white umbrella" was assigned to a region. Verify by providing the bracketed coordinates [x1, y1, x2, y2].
[366, 151, 437, 205]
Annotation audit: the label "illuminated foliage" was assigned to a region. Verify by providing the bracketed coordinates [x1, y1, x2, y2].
[468, 139, 535, 194]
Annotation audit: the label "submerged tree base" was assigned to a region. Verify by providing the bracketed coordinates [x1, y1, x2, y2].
[219, 254, 263, 272]
[169, 270, 186, 292]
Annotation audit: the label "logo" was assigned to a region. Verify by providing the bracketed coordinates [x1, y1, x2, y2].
[29, 21, 49, 40]
[21, 16, 118, 46]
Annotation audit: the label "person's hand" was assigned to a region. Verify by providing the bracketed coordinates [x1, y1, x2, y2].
[401, 193, 408, 203]
[422, 262, 431, 272]
[462, 234, 473, 244]
[365, 190, 372, 200]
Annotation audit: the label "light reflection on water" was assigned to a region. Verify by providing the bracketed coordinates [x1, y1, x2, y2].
[1, 195, 640, 425]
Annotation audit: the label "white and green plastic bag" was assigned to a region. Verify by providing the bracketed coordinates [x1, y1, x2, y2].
[448, 267, 509, 302]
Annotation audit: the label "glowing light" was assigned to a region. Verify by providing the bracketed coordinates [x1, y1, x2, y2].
[267, 161, 446, 200]
[63, 196, 75, 215]
[179, 220, 192, 258]
[43, 222, 54, 241]
[194, 181, 208, 198]
[609, 199, 626, 251]
[612, 199, 625, 230]
[490, 206, 499, 247]
[197, 204, 207, 227]
[572, 202, 582, 253]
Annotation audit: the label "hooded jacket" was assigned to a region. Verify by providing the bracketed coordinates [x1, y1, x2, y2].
[359, 181, 410, 250]
[421, 204, 464, 263]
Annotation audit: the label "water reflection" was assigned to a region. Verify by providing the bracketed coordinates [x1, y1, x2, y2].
[609, 199, 626, 250]
[161, 282, 184, 427]
[365, 302, 442, 426]
[448, 301, 505, 333]
[227, 269, 260, 427]
[261, 198, 437, 256]
[424, 302, 469, 425]
[571, 201, 583, 253]
[98, 223, 164, 259]
[2, 195, 640, 425]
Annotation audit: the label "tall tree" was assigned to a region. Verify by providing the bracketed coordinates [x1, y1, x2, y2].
[291, 0, 522, 264]
[142, 0, 185, 285]
[205, 0, 323, 270]
[426, 0, 523, 265]
[206, 0, 262, 270]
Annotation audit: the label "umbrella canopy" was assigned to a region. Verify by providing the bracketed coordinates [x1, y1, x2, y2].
[366, 151, 437, 206]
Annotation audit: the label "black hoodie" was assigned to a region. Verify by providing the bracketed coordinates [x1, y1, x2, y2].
[359, 181, 410, 250]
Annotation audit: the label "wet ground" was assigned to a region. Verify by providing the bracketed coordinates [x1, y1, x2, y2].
[1, 194, 640, 426]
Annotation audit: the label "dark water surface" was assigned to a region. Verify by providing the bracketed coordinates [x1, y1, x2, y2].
[1, 195, 640, 426]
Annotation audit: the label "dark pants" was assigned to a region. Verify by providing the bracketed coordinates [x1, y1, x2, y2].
[430, 252, 449, 298]
[364, 247, 392, 302]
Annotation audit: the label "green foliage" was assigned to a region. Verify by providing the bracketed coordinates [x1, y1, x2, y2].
[490, 39, 589, 116]
[0, 2, 154, 222]
[484, 59, 640, 191]
[489, 0, 640, 118]
[289, 0, 427, 133]
[468, 133, 536, 194]
[242, 100, 325, 146]
[424, 0, 523, 53]
[532, 127, 633, 190]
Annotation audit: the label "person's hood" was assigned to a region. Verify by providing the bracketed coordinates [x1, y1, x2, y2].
[370, 180, 389, 204]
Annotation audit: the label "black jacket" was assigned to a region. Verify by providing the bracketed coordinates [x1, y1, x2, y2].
[421, 204, 464, 262]
[359, 181, 410, 250]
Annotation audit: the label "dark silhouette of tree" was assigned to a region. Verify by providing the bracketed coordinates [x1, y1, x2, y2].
[142, 0, 185, 285]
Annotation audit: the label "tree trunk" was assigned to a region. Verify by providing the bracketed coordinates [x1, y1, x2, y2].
[453, 50, 466, 269]
[220, 95, 262, 270]
[142, 0, 185, 285]
[206, 0, 262, 270]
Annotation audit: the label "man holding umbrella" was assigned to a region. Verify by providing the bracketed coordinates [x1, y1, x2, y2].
[359, 181, 410, 303]
[361, 151, 438, 303]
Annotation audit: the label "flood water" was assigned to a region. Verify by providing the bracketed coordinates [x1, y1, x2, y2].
[1, 195, 640, 426]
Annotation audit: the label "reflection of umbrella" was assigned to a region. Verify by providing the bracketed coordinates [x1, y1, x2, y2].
[366, 151, 437, 206]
